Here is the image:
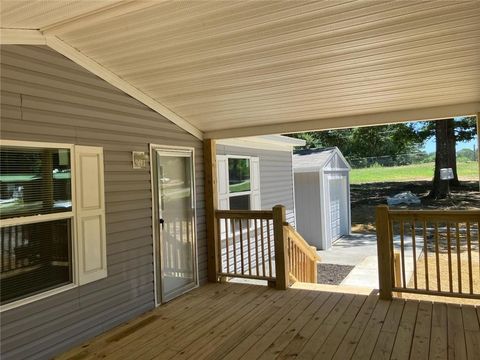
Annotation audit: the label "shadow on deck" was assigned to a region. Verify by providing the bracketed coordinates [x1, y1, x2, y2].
[58, 283, 480, 359]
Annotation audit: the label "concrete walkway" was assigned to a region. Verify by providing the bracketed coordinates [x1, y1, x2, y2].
[317, 233, 422, 289]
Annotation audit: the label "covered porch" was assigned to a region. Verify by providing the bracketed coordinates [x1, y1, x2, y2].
[58, 282, 480, 360]
[1, 1, 480, 359]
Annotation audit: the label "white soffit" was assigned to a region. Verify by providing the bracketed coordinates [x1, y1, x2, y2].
[1, 0, 480, 139]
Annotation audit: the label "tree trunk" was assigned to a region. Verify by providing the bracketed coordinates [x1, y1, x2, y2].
[447, 119, 460, 186]
[429, 118, 455, 199]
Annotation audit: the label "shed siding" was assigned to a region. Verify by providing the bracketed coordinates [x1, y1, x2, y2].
[216, 145, 296, 226]
[293, 172, 322, 248]
[0, 45, 207, 360]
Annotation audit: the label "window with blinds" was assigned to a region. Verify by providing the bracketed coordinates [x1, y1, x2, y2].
[0, 145, 74, 305]
[0, 147, 72, 219]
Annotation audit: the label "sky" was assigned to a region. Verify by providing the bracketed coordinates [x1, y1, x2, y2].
[423, 136, 478, 153]
[413, 117, 478, 154]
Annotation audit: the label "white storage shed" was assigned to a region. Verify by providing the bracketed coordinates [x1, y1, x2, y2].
[293, 147, 351, 250]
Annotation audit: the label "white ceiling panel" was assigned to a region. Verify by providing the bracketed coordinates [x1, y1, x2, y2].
[1, 0, 479, 138]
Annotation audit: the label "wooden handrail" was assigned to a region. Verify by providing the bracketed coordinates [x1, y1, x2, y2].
[214, 205, 319, 289]
[376, 205, 480, 300]
[284, 223, 319, 284]
[215, 210, 274, 219]
[215, 208, 277, 286]
[284, 224, 319, 262]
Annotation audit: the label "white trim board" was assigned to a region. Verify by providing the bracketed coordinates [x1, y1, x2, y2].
[217, 135, 305, 152]
[205, 102, 480, 139]
[0, 29, 203, 140]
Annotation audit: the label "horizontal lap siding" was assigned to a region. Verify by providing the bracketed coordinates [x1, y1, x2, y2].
[0, 45, 207, 360]
[216, 145, 296, 226]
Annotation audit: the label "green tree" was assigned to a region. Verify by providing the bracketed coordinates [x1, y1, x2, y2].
[417, 116, 477, 198]
[457, 148, 476, 161]
[287, 123, 421, 164]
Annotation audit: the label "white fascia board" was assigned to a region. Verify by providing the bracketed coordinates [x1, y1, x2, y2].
[0, 29, 46, 45]
[217, 135, 304, 152]
[260, 135, 306, 146]
[205, 102, 480, 139]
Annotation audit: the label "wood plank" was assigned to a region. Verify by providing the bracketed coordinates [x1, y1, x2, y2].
[314, 294, 367, 359]
[221, 289, 309, 360]
[390, 300, 419, 360]
[206, 288, 301, 360]
[333, 293, 379, 360]
[447, 303, 468, 360]
[351, 298, 391, 360]
[101, 284, 258, 359]
[133, 285, 270, 359]
[172, 287, 284, 359]
[256, 291, 331, 359]
[429, 302, 448, 360]
[410, 301, 433, 360]
[295, 294, 355, 359]
[370, 298, 405, 360]
[239, 289, 322, 359]
[57, 283, 232, 359]
[461, 305, 480, 360]
[57, 283, 478, 360]
[277, 292, 343, 359]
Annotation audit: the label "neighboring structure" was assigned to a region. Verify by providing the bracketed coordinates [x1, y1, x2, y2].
[293, 147, 351, 250]
[216, 135, 305, 226]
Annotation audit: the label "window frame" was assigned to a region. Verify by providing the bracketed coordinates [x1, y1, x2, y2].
[0, 140, 78, 312]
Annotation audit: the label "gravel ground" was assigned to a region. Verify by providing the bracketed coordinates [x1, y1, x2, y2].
[317, 263, 354, 285]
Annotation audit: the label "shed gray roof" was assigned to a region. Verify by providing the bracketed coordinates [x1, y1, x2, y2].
[293, 147, 350, 171]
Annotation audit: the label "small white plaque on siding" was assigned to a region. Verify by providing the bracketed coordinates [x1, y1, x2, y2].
[133, 151, 149, 169]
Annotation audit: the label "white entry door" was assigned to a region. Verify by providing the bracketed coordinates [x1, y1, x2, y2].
[151, 146, 197, 304]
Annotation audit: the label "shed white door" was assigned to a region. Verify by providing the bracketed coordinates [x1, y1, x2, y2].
[326, 173, 348, 243]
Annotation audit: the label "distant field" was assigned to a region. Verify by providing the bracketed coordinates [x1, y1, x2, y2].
[350, 161, 479, 185]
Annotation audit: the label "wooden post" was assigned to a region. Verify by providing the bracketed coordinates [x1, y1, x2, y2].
[477, 113, 479, 191]
[376, 205, 393, 300]
[394, 252, 402, 298]
[204, 139, 219, 283]
[273, 205, 289, 290]
[311, 246, 318, 284]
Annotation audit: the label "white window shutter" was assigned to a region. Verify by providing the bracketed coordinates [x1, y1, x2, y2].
[75, 146, 107, 285]
[216, 155, 229, 210]
[251, 157, 261, 210]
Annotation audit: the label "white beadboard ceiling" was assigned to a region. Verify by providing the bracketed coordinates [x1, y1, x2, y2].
[1, 0, 479, 139]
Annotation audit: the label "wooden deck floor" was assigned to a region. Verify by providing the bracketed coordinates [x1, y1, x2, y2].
[59, 283, 480, 360]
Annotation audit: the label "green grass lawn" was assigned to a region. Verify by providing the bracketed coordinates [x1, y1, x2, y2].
[350, 161, 479, 185]
[229, 180, 251, 193]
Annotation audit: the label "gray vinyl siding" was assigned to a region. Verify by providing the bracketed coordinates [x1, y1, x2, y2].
[0, 45, 207, 360]
[216, 145, 296, 226]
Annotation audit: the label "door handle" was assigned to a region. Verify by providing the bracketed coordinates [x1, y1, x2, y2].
[159, 218, 165, 230]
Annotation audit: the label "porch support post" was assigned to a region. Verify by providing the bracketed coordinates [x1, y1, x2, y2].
[376, 205, 393, 300]
[273, 205, 289, 290]
[477, 113, 479, 191]
[204, 139, 219, 282]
